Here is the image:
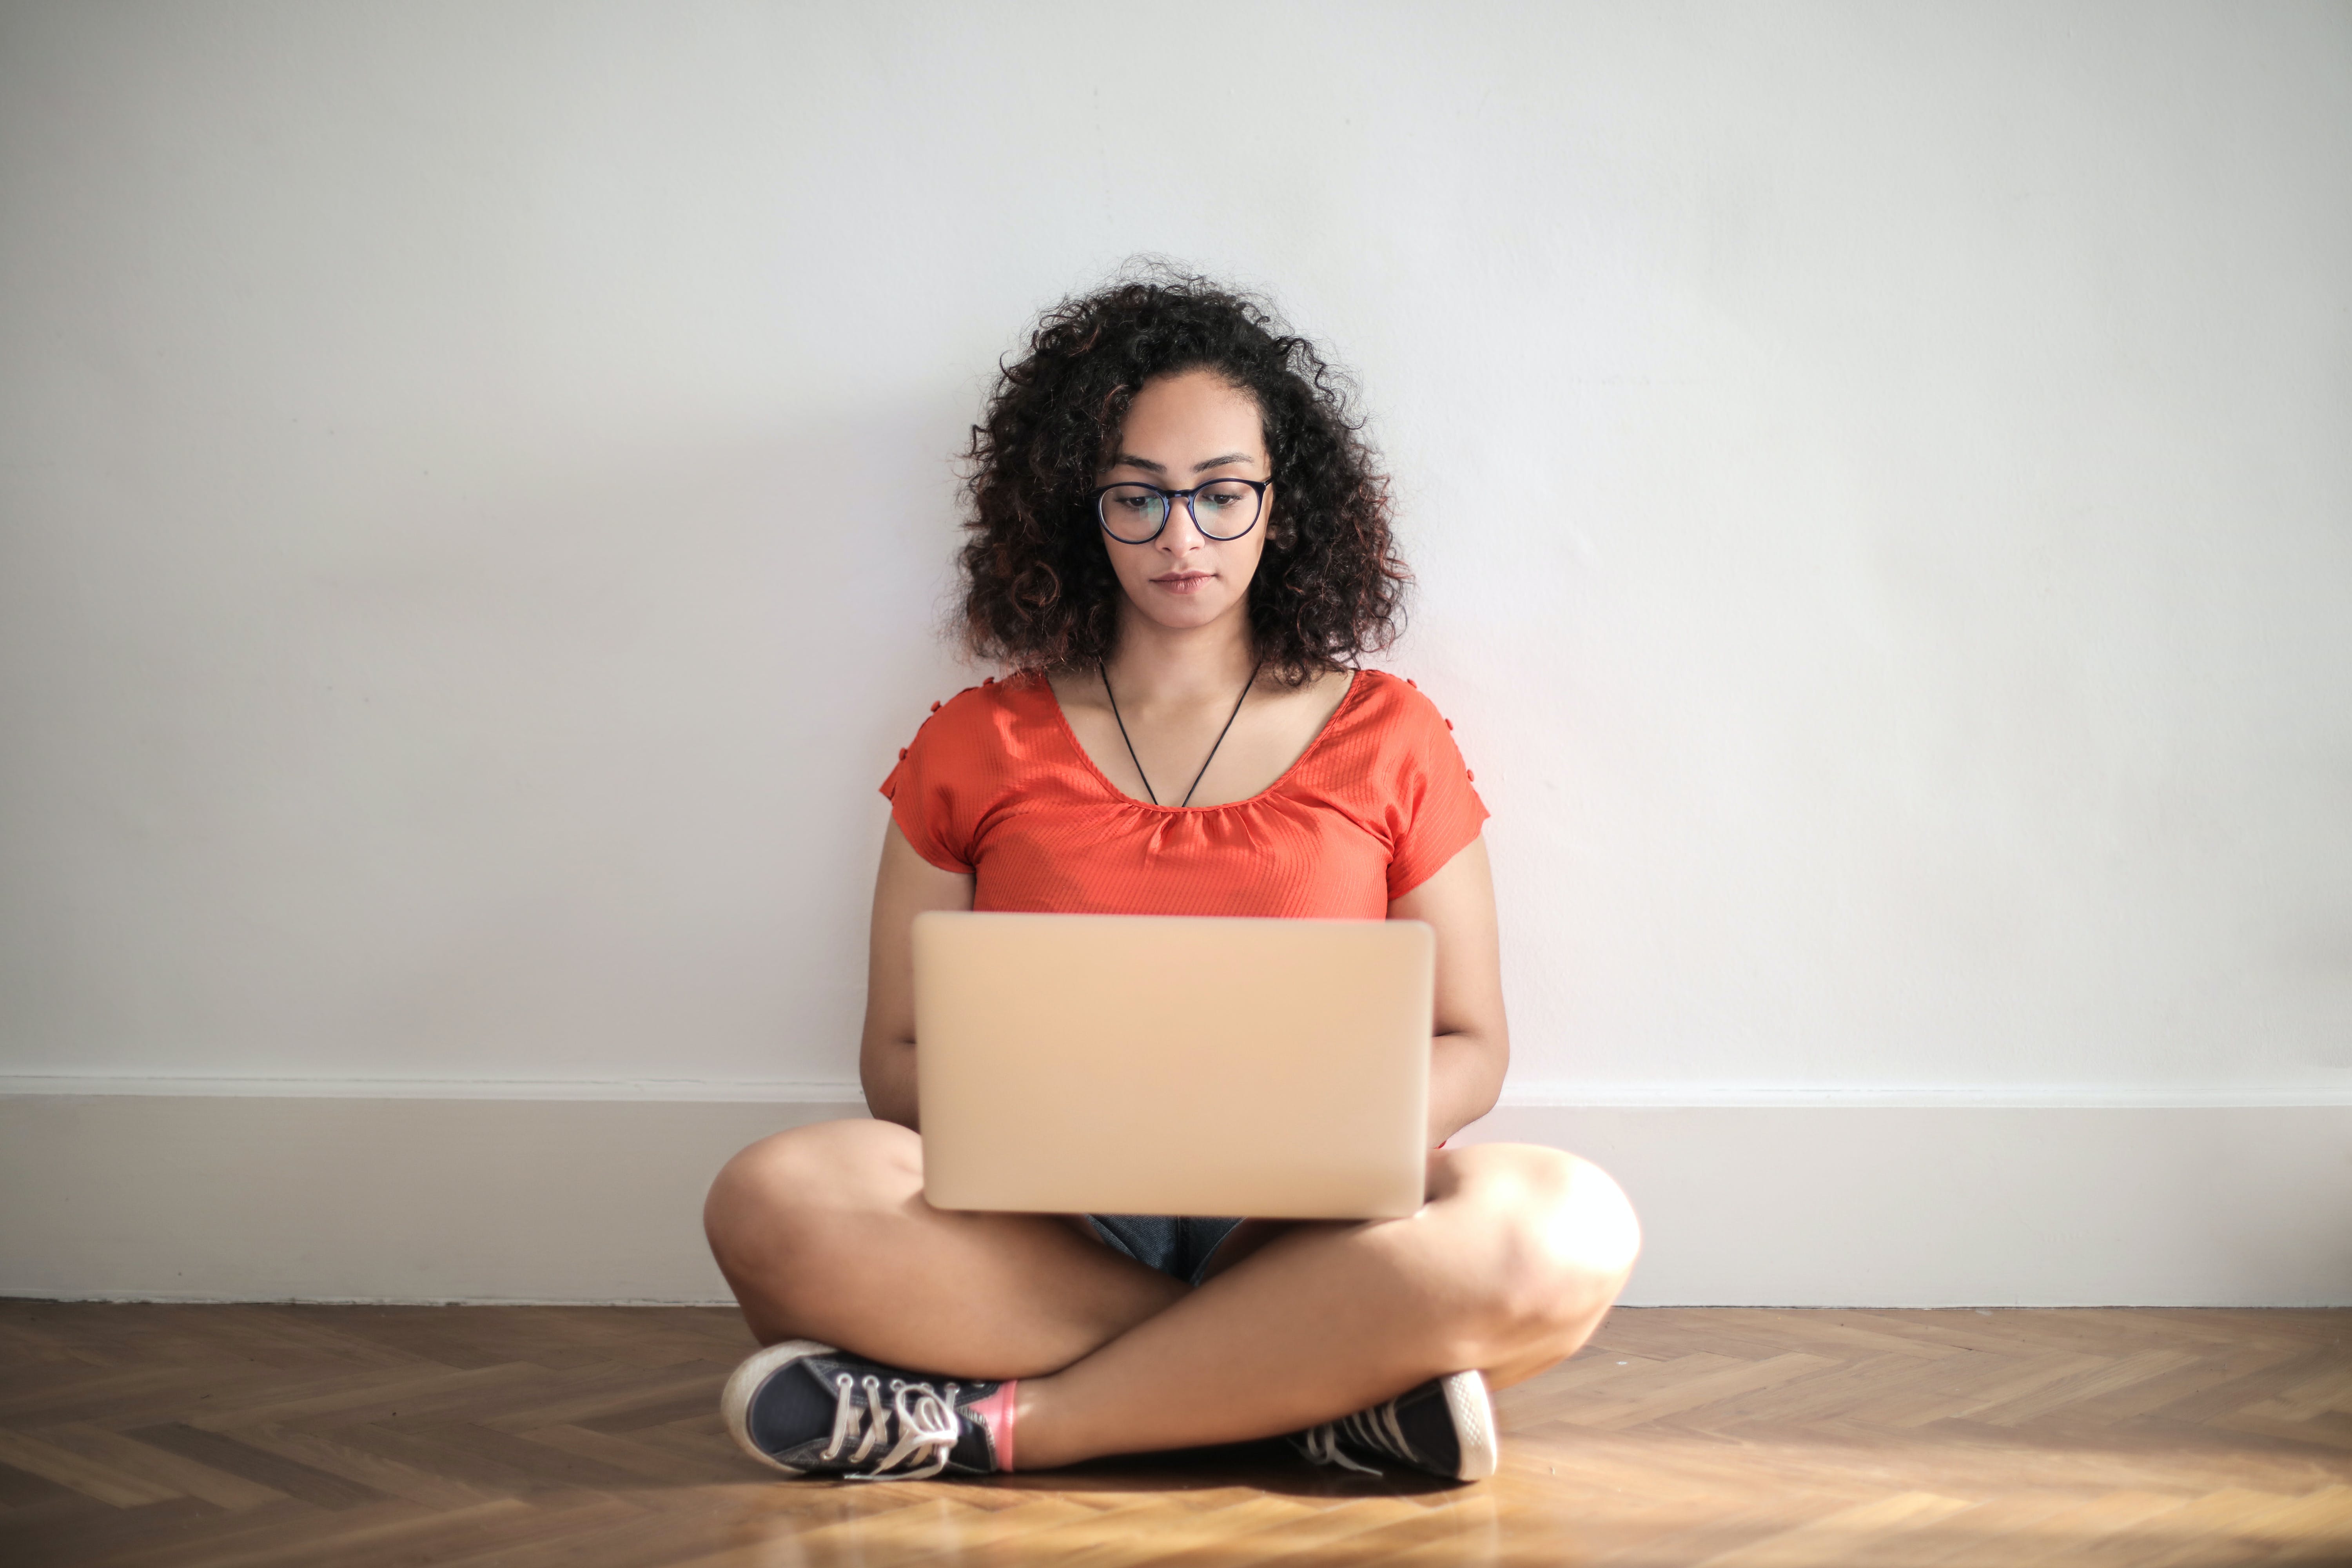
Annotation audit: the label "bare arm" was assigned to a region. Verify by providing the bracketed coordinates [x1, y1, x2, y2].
[858, 820, 977, 1130]
[1388, 835, 1510, 1145]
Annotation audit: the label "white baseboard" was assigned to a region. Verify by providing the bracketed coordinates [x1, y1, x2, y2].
[2, 1092, 2345, 1307]
[0, 1096, 859, 1308]
[1454, 1103, 2352, 1307]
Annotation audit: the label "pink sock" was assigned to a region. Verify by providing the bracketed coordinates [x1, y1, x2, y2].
[970, 1380, 1018, 1472]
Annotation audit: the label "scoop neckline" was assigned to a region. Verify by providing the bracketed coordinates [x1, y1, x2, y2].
[1035, 666, 1370, 813]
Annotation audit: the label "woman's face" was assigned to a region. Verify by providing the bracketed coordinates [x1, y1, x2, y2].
[1095, 368, 1272, 637]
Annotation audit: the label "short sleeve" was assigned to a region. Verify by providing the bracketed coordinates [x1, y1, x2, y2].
[878, 693, 987, 875]
[1382, 684, 1491, 900]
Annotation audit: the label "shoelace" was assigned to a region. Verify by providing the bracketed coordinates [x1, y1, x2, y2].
[818, 1371, 964, 1480]
[1293, 1396, 1421, 1477]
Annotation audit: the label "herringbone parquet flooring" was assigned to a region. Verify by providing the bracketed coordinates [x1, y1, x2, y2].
[0, 1303, 2345, 1566]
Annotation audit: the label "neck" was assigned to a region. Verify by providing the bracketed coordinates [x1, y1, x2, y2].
[1102, 604, 1257, 706]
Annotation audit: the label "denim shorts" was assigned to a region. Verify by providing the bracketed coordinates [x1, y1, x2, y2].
[1086, 1214, 1246, 1287]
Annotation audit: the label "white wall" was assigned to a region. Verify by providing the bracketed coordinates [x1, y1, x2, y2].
[2, 2, 2347, 1302]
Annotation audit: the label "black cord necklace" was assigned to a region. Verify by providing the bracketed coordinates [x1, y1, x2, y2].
[1101, 659, 1259, 808]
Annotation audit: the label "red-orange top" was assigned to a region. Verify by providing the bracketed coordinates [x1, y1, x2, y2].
[880, 669, 1488, 919]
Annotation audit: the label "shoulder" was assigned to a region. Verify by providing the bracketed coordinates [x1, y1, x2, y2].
[1334, 668, 1459, 743]
[890, 671, 1066, 785]
[1320, 668, 1480, 793]
[1343, 673, 1488, 892]
[900, 671, 1039, 742]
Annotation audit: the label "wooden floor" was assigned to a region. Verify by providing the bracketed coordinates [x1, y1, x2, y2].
[1, 1303, 2347, 1566]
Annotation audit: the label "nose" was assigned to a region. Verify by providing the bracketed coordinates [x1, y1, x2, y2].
[1156, 493, 1208, 554]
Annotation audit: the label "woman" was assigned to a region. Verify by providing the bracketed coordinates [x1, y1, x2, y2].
[703, 272, 1639, 1484]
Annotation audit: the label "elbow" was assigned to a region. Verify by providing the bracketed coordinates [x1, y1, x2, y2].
[858, 1035, 921, 1131]
[1468, 1027, 1509, 1121]
[1433, 1027, 1508, 1137]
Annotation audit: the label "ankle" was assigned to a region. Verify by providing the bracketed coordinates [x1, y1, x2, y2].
[968, 1380, 1019, 1471]
[1007, 1374, 1082, 1471]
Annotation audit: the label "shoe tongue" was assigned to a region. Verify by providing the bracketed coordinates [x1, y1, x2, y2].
[943, 1380, 1007, 1472]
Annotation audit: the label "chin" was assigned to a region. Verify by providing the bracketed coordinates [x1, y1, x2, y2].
[1125, 581, 1225, 622]
[1150, 589, 1239, 622]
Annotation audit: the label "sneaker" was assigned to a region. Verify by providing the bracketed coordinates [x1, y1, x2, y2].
[721, 1339, 1013, 1480]
[1292, 1370, 1499, 1481]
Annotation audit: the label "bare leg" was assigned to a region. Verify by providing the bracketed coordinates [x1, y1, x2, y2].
[704, 1121, 1640, 1469]
[704, 1118, 1183, 1376]
[1012, 1142, 1639, 1468]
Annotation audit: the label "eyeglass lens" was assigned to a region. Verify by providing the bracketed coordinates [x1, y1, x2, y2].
[1097, 481, 1262, 544]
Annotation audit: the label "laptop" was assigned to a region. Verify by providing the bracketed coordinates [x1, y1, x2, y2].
[913, 911, 1434, 1220]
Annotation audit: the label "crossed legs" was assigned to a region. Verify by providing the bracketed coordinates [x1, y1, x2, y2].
[702, 1118, 1639, 1470]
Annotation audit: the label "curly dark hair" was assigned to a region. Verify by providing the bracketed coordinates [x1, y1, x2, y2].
[955, 267, 1409, 688]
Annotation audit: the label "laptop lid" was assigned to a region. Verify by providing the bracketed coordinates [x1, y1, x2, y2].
[913, 911, 1433, 1220]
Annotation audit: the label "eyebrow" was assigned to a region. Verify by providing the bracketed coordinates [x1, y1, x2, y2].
[1111, 451, 1259, 476]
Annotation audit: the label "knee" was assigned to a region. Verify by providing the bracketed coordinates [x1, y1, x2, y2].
[702, 1117, 919, 1273]
[1450, 1145, 1641, 1346]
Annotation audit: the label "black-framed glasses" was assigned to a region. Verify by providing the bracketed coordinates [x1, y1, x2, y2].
[1092, 477, 1270, 544]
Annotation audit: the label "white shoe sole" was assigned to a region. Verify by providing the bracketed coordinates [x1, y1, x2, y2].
[720, 1338, 837, 1476]
[1440, 1369, 1500, 1481]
